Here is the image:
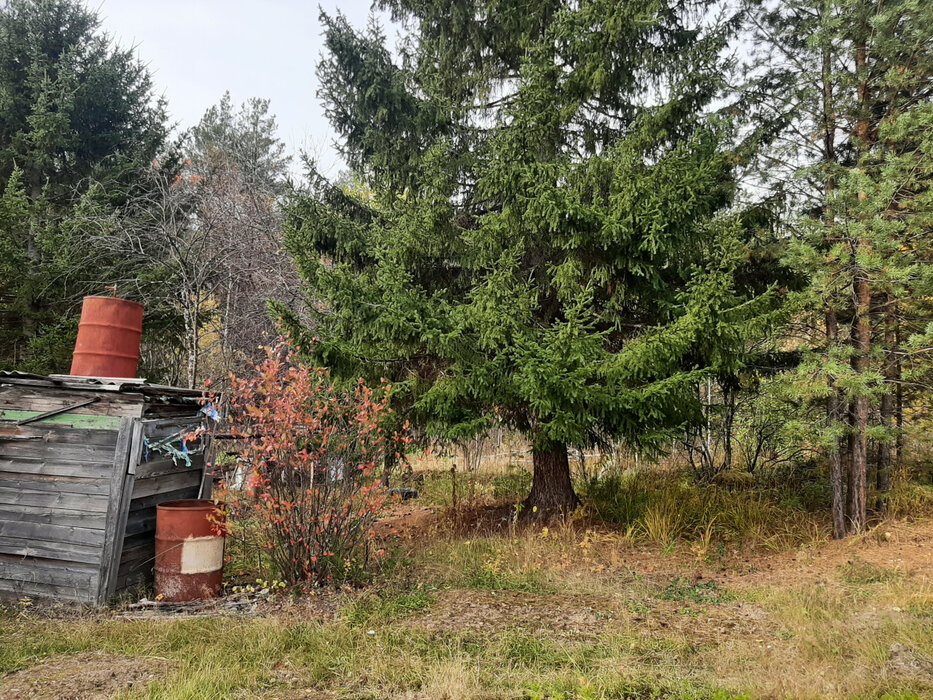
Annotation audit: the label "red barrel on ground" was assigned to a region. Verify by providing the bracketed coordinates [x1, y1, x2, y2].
[154, 499, 226, 602]
[70, 296, 144, 378]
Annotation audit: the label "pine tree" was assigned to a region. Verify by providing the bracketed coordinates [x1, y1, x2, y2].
[747, 0, 933, 534]
[286, 1, 778, 512]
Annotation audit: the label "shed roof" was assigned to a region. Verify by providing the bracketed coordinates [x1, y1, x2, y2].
[0, 371, 204, 399]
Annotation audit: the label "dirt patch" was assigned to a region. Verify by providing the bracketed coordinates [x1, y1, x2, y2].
[716, 519, 933, 590]
[408, 587, 777, 647]
[887, 642, 933, 679]
[375, 506, 442, 541]
[413, 588, 613, 638]
[1, 652, 171, 699]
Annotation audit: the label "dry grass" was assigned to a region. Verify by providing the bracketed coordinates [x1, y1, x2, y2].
[4, 454, 932, 699]
[4, 552, 931, 699]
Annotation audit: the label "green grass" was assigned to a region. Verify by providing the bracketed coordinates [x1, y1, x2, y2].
[660, 577, 732, 605]
[4, 465, 933, 699]
[342, 588, 435, 626]
[0, 607, 751, 699]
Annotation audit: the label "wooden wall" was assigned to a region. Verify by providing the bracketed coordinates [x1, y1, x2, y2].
[114, 419, 209, 593]
[0, 377, 209, 605]
[0, 412, 136, 603]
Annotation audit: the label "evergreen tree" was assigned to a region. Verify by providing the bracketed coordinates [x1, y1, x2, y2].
[0, 0, 167, 371]
[189, 91, 290, 192]
[286, 2, 778, 512]
[747, 0, 933, 534]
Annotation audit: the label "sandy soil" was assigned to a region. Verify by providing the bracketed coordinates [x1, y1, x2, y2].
[1, 653, 171, 699]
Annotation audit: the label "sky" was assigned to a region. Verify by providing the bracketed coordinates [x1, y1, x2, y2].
[98, 0, 385, 179]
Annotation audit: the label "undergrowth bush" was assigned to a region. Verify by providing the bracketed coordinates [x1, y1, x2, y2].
[220, 339, 411, 586]
[491, 466, 532, 501]
[582, 469, 825, 547]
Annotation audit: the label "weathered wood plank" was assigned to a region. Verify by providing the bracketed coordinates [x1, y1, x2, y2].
[142, 418, 204, 439]
[0, 423, 118, 446]
[0, 577, 96, 603]
[0, 537, 102, 564]
[0, 505, 107, 530]
[0, 556, 99, 589]
[130, 469, 202, 500]
[103, 419, 143, 600]
[0, 439, 117, 464]
[123, 506, 157, 537]
[0, 519, 106, 547]
[117, 544, 154, 582]
[142, 405, 203, 420]
[119, 542, 154, 569]
[0, 409, 123, 430]
[0, 486, 109, 512]
[125, 485, 202, 513]
[97, 417, 134, 604]
[0, 457, 113, 480]
[135, 456, 204, 480]
[0, 386, 144, 417]
[0, 474, 111, 496]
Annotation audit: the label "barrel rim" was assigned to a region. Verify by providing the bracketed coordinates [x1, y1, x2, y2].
[81, 295, 144, 309]
[156, 498, 226, 512]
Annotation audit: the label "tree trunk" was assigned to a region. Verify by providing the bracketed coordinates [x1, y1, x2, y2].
[877, 293, 897, 501]
[820, 35, 847, 538]
[525, 442, 579, 515]
[846, 29, 871, 534]
[826, 309, 847, 539]
[848, 273, 870, 533]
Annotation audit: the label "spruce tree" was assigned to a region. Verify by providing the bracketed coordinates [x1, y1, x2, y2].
[0, 0, 167, 371]
[286, 1, 777, 512]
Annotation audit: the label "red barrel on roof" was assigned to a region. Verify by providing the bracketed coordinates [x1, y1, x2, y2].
[70, 296, 143, 378]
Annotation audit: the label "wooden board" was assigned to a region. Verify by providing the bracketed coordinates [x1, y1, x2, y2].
[0, 474, 113, 496]
[97, 417, 135, 603]
[0, 519, 106, 547]
[0, 385, 144, 418]
[0, 577, 97, 602]
[0, 423, 119, 446]
[0, 556, 99, 590]
[0, 504, 107, 530]
[130, 469, 202, 500]
[0, 458, 113, 480]
[0, 536, 102, 565]
[0, 439, 120, 464]
[0, 486, 110, 513]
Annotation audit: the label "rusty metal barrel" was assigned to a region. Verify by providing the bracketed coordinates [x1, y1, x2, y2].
[154, 499, 226, 602]
[70, 296, 144, 378]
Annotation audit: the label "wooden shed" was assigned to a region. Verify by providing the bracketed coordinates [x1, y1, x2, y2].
[0, 372, 213, 605]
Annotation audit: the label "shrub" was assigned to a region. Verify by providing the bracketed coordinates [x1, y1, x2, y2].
[491, 466, 532, 502]
[222, 339, 410, 585]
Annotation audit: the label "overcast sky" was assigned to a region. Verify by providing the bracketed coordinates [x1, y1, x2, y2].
[99, 0, 385, 179]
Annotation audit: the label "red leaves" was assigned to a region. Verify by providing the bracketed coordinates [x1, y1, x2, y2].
[222, 336, 410, 586]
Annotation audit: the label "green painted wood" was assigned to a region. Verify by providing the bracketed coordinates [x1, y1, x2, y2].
[0, 410, 123, 430]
